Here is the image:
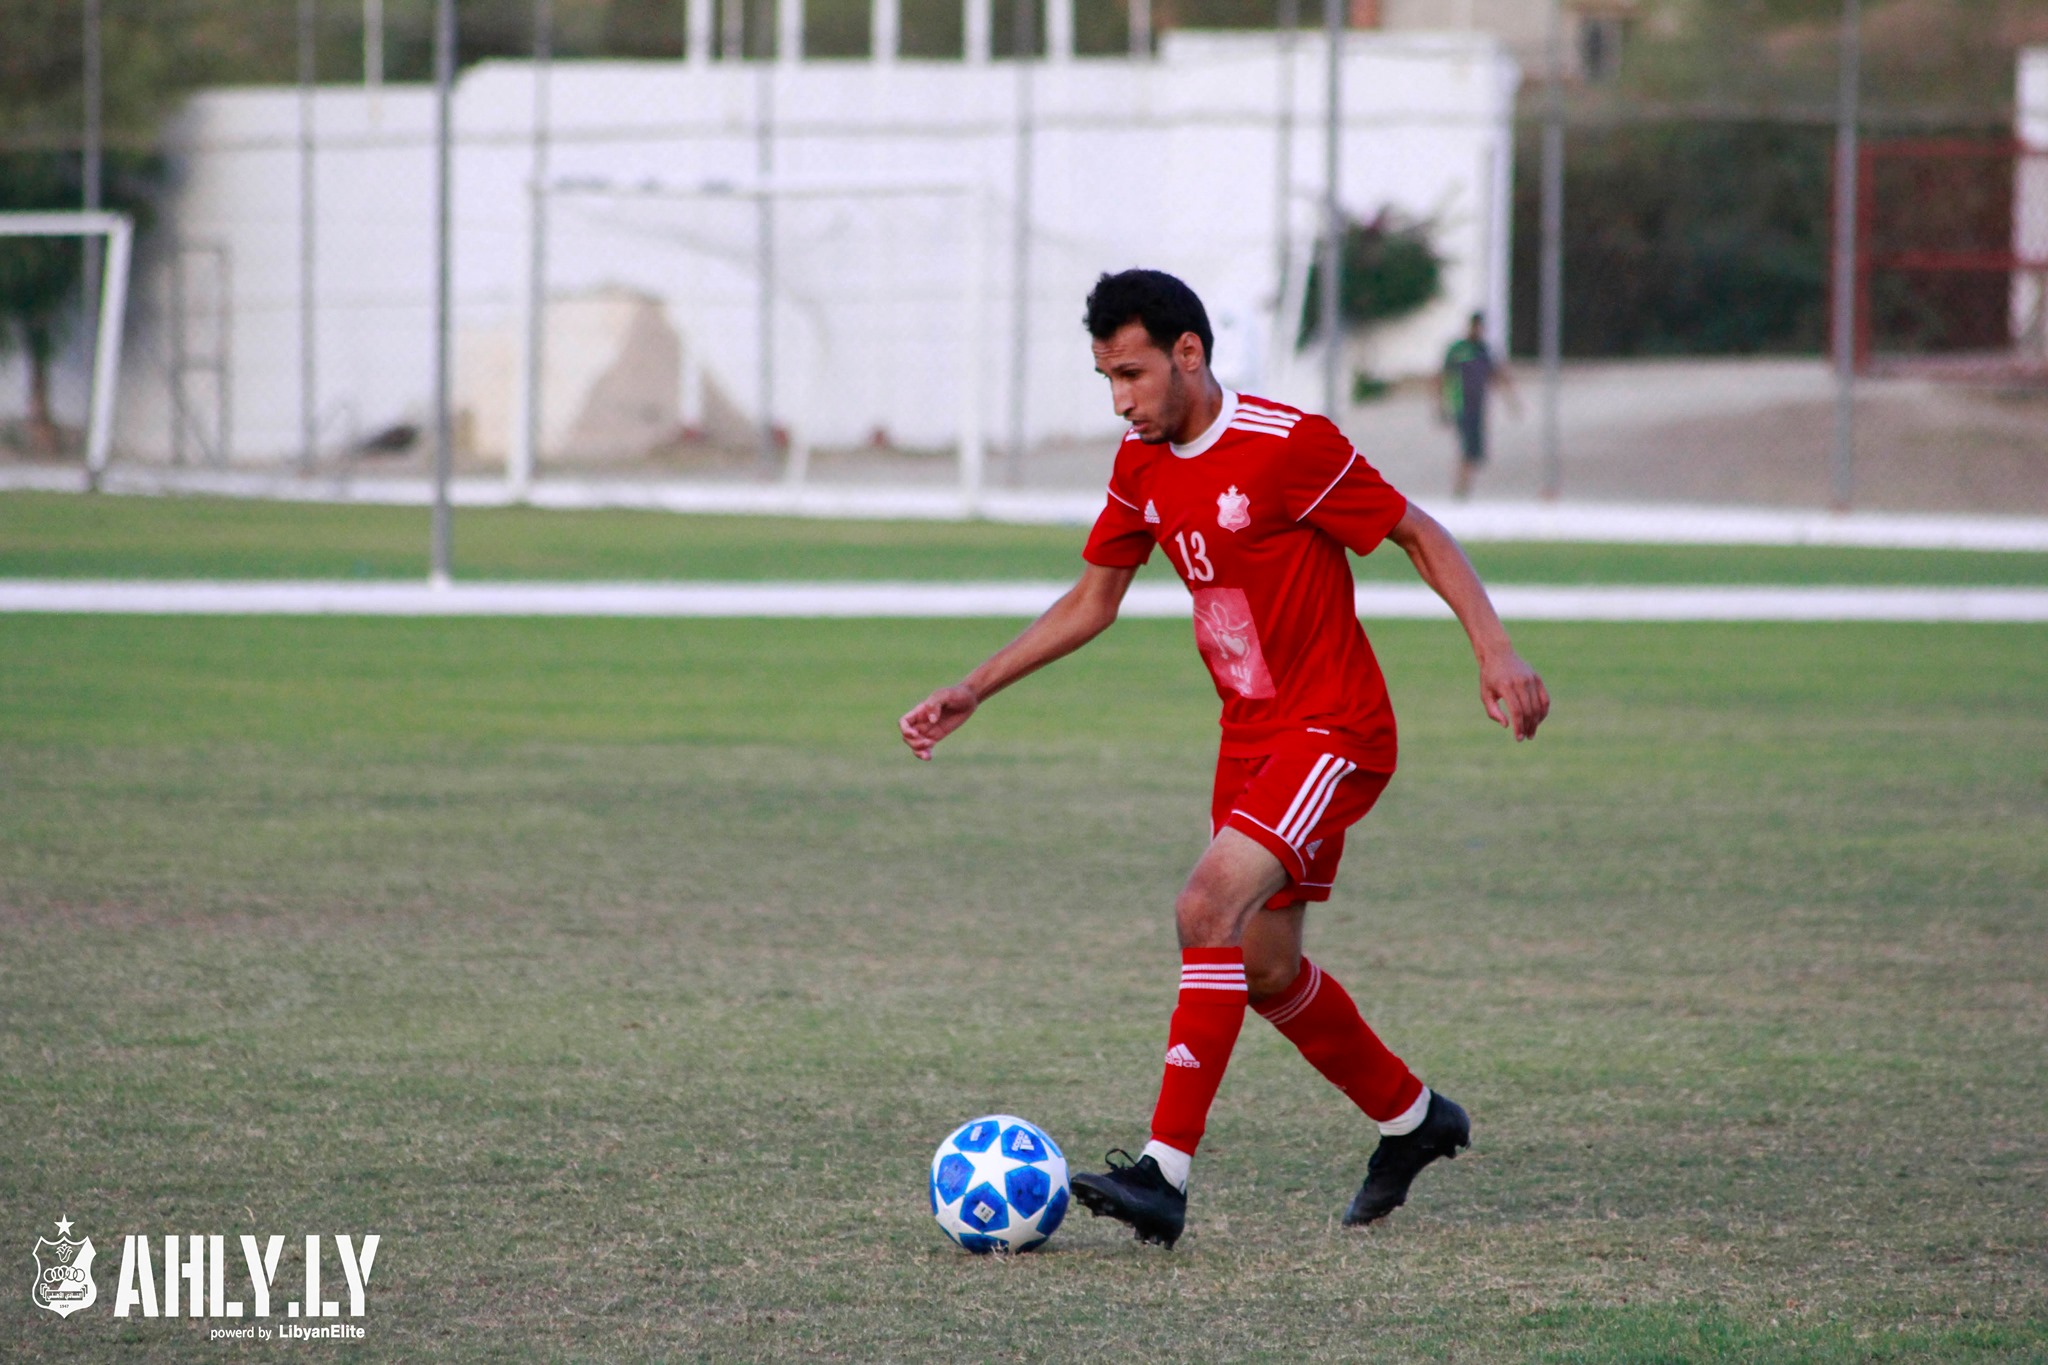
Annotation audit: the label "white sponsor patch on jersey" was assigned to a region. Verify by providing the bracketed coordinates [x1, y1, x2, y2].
[1191, 587, 1277, 699]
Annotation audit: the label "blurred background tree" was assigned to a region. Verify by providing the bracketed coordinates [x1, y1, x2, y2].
[1510, 0, 2047, 357]
[1510, 122, 1835, 358]
[1297, 211, 1444, 349]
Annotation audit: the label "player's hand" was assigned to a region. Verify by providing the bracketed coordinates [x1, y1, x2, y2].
[899, 684, 980, 761]
[1479, 649, 1550, 741]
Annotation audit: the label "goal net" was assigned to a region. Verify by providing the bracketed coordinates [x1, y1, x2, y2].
[507, 175, 993, 503]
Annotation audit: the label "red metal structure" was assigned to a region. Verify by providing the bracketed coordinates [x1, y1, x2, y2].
[1835, 137, 2048, 378]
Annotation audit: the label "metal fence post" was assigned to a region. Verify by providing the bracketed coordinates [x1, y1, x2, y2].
[1830, 0, 1861, 511]
[1006, 0, 1037, 485]
[1319, 0, 1342, 422]
[300, 0, 319, 471]
[511, 0, 552, 500]
[1537, 0, 1565, 501]
[431, 0, 455, 585]
[83, 0, 103, 354]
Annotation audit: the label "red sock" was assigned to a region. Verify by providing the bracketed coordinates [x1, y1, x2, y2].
[1145, 947, 1248, 1156]
[1253, 957, 1422, 1123]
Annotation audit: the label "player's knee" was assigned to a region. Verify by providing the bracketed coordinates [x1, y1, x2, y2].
[1244, 953, 1300, 1002]
[1172, 882, 1237, 948]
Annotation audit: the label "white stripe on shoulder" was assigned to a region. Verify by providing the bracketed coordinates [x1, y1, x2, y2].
[1104, 483, 1140, 511]
[1229, 417, 1296, 436]
[1295, 449, 1363, 521]
[1236, 401, 1301, 425]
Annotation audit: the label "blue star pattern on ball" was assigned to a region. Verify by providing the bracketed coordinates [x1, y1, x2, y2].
[929, 1115, 1071, 1254]
[935, 1153, 975, 1203]
[1005, 1163, 1052, 1217]
[953, 1120, 1001, 1153]
[1000, 1123, 1053, 1163]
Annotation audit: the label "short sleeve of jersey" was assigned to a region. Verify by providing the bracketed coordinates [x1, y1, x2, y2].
[1284, 415, 1408, 556]
[1081, 457, 1155, 568]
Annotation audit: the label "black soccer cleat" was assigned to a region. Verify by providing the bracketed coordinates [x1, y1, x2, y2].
[1343, 1090, 1471, 1227]
[1071, 1150, 1188, 1248]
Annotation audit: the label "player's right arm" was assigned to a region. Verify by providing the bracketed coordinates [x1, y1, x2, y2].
[898, 563, 1139, 761]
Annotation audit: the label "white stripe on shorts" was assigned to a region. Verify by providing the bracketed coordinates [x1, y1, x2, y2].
[1272, 755, 1337, 845]
[1280, 757, 1356, 847]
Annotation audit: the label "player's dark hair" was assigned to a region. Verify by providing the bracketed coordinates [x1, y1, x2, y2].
[1084, 269, 1213, 365]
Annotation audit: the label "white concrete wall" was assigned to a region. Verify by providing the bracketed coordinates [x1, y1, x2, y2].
[113, 31, 1519, 465]
[2015, 47, 2047, 357]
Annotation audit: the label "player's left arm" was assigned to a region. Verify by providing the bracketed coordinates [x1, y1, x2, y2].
[1385, 504, 1550, 741]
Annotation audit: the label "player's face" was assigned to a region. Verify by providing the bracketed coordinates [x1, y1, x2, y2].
[1092, 322, 1193, 445]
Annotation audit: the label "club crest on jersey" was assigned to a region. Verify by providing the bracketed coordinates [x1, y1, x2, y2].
[1216, 485, 1251, 532]
[1143, 499, 1160, 525]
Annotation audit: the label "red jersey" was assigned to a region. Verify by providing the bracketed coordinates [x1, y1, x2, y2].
[1082, 391, 1409, 769]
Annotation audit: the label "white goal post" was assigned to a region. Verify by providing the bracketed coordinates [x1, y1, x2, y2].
[0, 211, 134, 489]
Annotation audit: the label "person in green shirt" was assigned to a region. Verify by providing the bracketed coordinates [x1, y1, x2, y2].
[1440, 312, 1519, 499]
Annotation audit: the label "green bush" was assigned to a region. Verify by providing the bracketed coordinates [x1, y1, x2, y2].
[1297, 210, 1444, 349]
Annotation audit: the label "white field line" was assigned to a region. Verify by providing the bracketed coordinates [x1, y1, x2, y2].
[1, 581, 2045, 621]
[5, 466, 2048, 551]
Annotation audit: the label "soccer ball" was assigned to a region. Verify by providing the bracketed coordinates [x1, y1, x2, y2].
[929, 1114, 1070, 1254]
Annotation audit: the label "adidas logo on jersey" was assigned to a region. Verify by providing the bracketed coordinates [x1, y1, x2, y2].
[1306, 839, 1324, 858]
[1143, 499, 1160, 524]
[1164, 1043, 1201, 1069]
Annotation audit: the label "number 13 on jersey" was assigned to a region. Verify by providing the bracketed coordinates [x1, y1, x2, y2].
[1173, 531, 1215, 582]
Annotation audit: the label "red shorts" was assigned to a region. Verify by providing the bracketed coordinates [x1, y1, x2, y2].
[1211, 736, 1391, 909]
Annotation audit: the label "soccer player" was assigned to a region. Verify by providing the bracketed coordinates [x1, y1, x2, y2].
[899, 270, 1550, 1249]
[1441, 310, 1519, 500]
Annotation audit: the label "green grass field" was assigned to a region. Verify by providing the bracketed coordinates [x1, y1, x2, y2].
[3, 605, 2044, 1361]
[7, 490, 2048, 585]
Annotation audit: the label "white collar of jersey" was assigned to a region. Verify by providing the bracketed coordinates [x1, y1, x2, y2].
[1169, 389, 1238, 460]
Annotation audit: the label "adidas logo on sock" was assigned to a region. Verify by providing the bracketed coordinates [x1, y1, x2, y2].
[1165, 1043, 1201, 1069]
[1143, 499, 1161, 524]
